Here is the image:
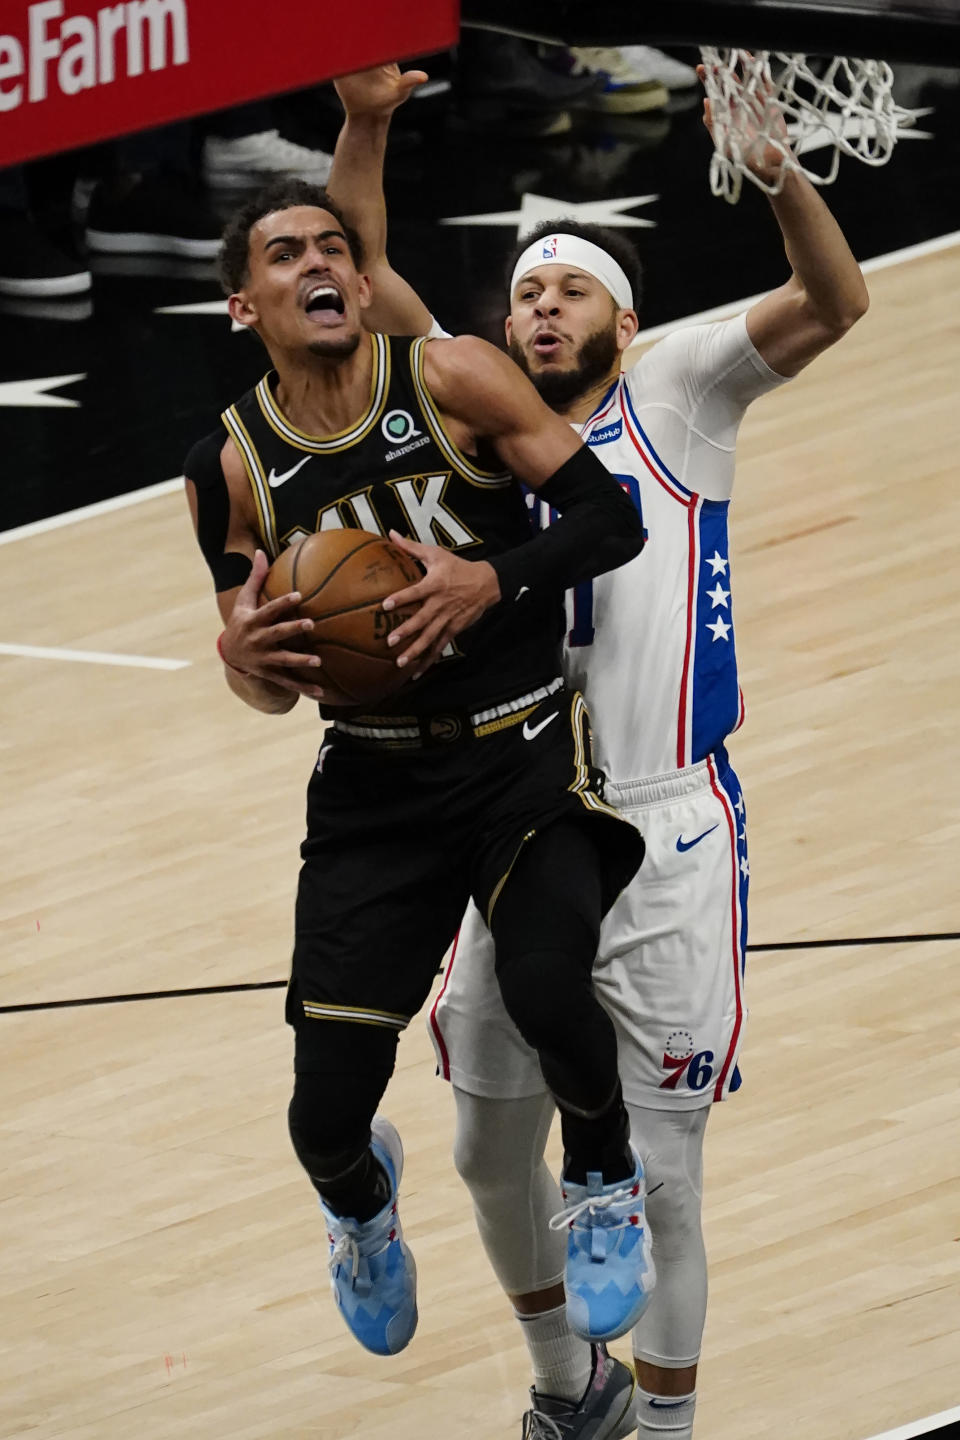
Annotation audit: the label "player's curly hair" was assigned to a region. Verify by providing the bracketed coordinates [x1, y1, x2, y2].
[218, 180, 364, 295]
[504, 219, 643, 313]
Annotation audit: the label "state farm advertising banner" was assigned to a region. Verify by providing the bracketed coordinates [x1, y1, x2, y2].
[0, 0, 460, 166]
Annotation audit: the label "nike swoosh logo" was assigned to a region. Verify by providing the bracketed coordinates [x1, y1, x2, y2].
[522, 711, 559, 741]
[676, 824, 719, 852]
[267, 455, 312, 488]
[649, 1398, 687, 1410]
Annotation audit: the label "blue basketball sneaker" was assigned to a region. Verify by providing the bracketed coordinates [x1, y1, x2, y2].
[318, 1116, 417, 1356]
[551, 1148, 655, 1343]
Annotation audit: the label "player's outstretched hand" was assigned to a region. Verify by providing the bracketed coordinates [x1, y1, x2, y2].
[333, 63, 429, 118]
[382, 531, 501, 676]
[697, 57, 792, 185]
[219, 550, 326, 700]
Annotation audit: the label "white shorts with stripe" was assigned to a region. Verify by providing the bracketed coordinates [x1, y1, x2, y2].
[428, 751, 749, 1110]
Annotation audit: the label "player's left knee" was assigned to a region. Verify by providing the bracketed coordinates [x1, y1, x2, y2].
[630, 1104, 707, 1261]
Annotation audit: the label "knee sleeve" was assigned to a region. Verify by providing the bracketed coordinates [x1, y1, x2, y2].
[491, 823, 602, 1051]
[288, 1024, 397, 1180]
[453, 1087, 567, 1297]
[628, 1104, 709, 1369]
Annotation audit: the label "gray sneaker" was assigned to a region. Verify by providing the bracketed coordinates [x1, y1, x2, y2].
[521, 1344, 637, 1439]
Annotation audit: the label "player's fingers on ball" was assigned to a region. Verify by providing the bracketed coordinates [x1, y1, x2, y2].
[395, 616, 446, 668]
[387, 528, 430, 559]
[240, 555, 266, 598]
[274, 650, 321, 669]
[386, 602, 434, 647]
[257, 590, 303, 620]
[271, 674, 325, 700]
[269, 617, 313, 641]
[382, 578, 429, 613]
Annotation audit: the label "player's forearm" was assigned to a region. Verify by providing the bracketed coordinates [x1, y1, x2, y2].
[224, 665, 298, 715]
[767, 170, 869, 331]
[491, 450, 644, 602]
[328, 113, 391, 263]
[329, 115, 433, 335]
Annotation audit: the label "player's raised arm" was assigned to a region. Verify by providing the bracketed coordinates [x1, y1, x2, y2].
[382, 336, 644, 672]
[328, 64, 435, 338]
[183, 435, 326, 714]
[699, 63, 869, 377]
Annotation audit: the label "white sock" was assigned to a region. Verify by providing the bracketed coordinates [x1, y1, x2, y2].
[515, 1303, 593, 1402]
[635, 1384, 697, 1436]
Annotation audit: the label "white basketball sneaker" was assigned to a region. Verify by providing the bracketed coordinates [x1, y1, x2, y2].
[202, 130, 333, 188]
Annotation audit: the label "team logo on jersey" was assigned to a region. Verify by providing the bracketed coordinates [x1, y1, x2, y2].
[382, 409, 422, 444]
[587, 420, 622, 446]
[659, 1030, 715, 1093]
[542, 237, 558, 259]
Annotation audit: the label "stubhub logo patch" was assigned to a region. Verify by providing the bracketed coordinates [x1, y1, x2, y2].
[588, 420, 622, 446]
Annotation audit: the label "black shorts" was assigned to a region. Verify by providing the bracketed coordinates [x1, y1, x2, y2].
[287, 682, 644, 1070]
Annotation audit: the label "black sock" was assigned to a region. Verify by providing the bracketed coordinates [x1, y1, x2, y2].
[560, 1087, 633, 1186]
[312, 1148, 392, 1223]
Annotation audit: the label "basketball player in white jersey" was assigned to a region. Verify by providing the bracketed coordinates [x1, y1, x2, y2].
[327, 63, 869, 1437]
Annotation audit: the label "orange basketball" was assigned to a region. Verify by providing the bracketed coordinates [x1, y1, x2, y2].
[262, 530, 422, 707]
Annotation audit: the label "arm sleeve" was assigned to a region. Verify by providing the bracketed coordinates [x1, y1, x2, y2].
[489, 446, 644, 603]
[184, 426, 254, 592]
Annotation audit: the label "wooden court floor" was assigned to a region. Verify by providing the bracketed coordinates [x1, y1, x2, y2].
[1, 247, 959, 1440]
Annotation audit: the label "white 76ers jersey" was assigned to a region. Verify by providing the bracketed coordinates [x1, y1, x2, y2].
[531, 313, 788, 782]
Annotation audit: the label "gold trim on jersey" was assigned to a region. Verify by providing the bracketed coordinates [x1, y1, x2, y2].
[567, 692, 623, 821]
[221, 405, 280, 558]
[301, 1000, 410, 1030]
[485, 828, 538, 927]
[411, 337, 512, 489]
[472, 704, 539, 739]
[255, 332, 390, 453]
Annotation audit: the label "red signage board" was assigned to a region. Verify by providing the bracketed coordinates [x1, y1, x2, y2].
[0, 0, 460, 166]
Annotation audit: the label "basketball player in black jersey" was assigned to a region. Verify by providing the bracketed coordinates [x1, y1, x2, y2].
[184, 182, 654, 1360]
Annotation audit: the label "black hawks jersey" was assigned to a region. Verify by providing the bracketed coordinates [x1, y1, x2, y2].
[221, 333, 564, 716]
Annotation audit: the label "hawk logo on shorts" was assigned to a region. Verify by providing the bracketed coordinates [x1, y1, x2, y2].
[429, 715, 461, 742]
[659, 1030, 715, 1092]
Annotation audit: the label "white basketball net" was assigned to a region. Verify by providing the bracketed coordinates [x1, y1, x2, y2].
[700, 48, 921, 204]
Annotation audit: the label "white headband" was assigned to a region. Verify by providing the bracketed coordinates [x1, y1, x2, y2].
[510, 234, 634, 311]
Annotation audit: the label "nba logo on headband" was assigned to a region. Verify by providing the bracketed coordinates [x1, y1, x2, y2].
[542, 237, 558, 259]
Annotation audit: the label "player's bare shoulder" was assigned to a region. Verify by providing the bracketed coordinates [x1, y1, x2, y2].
[421, 333, 524, 434]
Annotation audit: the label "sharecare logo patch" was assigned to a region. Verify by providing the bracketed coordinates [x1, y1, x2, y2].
[0, 1, 190, 113]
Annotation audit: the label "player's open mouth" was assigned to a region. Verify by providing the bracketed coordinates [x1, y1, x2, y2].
[303, 284, 346, 326]
[532, 331, 565, 359]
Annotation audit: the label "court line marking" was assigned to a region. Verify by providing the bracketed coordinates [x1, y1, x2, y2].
[751, 932, 959, 951]
[0, 642, 190, 671]
[0, 476, 182, 547]
[864, 1406, 960, 1440]
[0, 227, 958, 553]
[2, 932, 956, 1015]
